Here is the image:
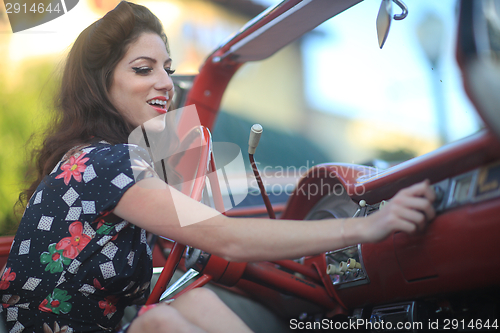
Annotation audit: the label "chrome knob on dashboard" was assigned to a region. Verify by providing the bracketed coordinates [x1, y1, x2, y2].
[433, 185, 445, 209]
[434, 185, 444, 202]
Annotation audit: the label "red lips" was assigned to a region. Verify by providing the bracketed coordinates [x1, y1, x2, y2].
[149, 105, 167, 114]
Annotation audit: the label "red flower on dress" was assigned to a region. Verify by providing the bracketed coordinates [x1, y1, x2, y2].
[93, 278, 106, 291]
[99, 296, 118, 316]
[56, 222, 91, 259]
[0, 267, 16, 290]
[55, 153, 89, 185]
[93, 211, 123, 241]
[39, 299, 49, 312]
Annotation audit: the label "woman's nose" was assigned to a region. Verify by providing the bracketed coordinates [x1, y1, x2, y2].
[155, 70, 174, 92]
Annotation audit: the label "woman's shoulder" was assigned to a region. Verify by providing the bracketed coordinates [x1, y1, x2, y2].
[49, 141, 153, 185]
[63, 141, 150, 163]
[87, 140, 147, 154]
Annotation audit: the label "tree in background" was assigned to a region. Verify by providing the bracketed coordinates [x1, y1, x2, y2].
[0, 61, 57, 235]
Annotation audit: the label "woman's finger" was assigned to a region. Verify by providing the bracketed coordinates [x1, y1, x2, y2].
[399, 179, 436, 202]
[389, 215, 418, 234]
[395, 196, 436, 221]
[391, 180, 436, 222]
[396, 207, 427, 231]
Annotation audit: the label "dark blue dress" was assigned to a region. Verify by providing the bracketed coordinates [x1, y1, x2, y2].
[0, 142, 156, 332]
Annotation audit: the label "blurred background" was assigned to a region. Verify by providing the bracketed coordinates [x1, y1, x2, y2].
[0, 0, 482, 234]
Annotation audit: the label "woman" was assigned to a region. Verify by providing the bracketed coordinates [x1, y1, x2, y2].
[0, 1, 435, 332]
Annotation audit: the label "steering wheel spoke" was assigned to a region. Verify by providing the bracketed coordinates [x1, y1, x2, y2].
[147, 126, 220, 304]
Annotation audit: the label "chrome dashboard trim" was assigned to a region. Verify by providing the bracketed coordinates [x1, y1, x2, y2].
[473, 161, 500, 202]
[446, 169, 479, 208]
[441, 161, 500, 210]
[325, 244, 370, 289]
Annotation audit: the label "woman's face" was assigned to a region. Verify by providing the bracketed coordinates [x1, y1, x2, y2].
[109, 32, 174, 129]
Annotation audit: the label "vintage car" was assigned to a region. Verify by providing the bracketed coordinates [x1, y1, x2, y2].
[1, 0, 499, 331]
[135, 0, 500, 331]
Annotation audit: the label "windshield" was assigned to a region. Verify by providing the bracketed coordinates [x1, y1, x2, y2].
[213, 0, 482, 170]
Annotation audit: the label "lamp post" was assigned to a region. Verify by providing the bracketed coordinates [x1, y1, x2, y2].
[417, 13, 447, 144]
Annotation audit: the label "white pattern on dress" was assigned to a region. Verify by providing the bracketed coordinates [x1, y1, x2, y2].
[79, 284, 96, 296]
[37, 216, 54, 231]
[33, 190, 43, 205]
[65, 207, 82, 221]
[9, 321, 24, 333]
[67, 260, 81, 274]
[111, 173, 133, 189]
[101, 242, 119, 260]
[21, 277, 41, 291]
[62, 187, 79, 206]
[127, 251, 135, 267]
[99, 261, 116, 279]
[18, 240, 30, 255]
[97, 235, 113, 246]
[83, 222, 96, 238]
[83, 164, 97, 183]
[6, 307, 18, 322]
[81, 200, 96, 214]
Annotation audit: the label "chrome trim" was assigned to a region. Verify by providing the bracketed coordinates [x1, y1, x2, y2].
[356, 243, 369, 285]
[214, 0, 362, 63]
[152, 267, 164, 275]
[370, 301, 416, 326]
[445, 170, 479, 208]
[184, 247, 211, 273]
[432, 178, 451, 212]
[227, 0, 314, 56]
[429, 161, 500, 212]
[392, 0, 408, 20]
[325, 244, 370, 289]
[473, 162, 500, 202]
[159, 268, 199, 302]
[213, 1, 284, 53]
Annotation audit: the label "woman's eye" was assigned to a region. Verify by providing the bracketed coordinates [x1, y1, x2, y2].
[132, 67, 153, 75]
[165, 68, 176, 76]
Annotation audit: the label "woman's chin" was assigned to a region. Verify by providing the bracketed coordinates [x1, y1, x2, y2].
[143, 113, 167, 133]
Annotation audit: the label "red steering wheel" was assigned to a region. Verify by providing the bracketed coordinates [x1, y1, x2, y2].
[147, 125, 221, 304]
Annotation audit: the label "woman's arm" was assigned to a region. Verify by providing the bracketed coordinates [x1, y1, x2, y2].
[113, 178, 435, 262]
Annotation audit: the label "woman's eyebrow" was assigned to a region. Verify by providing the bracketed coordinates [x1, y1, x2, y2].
[129, 56, 172, 65]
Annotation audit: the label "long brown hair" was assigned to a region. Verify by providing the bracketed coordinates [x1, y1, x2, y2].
[19, 1, 169, 206]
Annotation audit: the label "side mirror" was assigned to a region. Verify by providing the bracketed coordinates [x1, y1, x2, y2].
[376, 0, 408, 49]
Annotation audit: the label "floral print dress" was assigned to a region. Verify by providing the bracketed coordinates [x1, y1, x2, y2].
[0, 142, 157, 332]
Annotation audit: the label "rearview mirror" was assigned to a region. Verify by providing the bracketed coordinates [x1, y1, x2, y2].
[376, 0, 408, 49]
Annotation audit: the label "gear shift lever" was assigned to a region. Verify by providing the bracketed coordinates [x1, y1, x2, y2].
[248, 124, 276, 219]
